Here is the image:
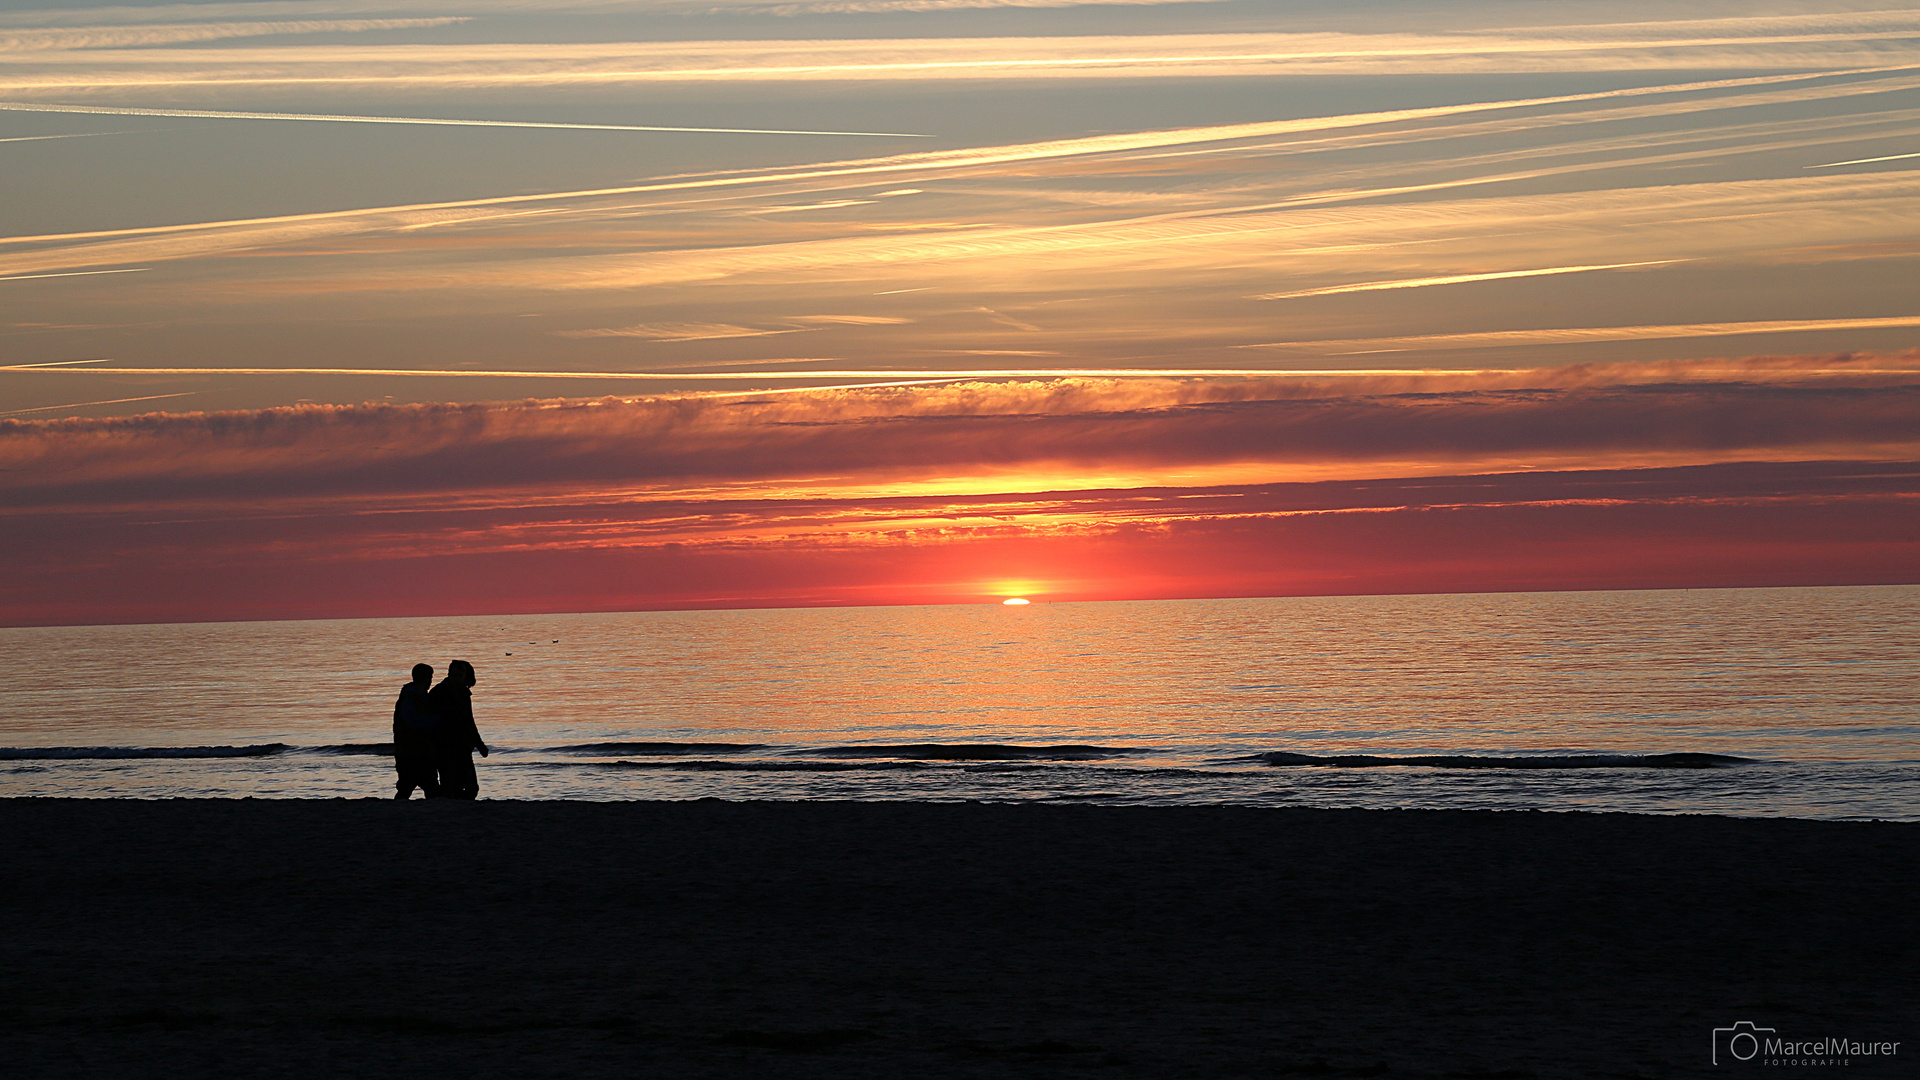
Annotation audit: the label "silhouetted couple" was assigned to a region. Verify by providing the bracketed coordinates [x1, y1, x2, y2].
[392, 660, 490, 800]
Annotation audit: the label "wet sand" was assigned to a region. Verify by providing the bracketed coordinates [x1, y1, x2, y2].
[1, 799, 1913, 1079]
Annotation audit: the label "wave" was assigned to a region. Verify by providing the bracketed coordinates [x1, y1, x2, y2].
[580, 759, 1228, 777]
[597, 759, 932, 773]
[0, 743, 404, 760]
[0, 744, 293, 760]
[0, 742, 771, 761]
[541, 742, 768, 756]
[1248, 751, 1752, 769]
[792, 744, 1144, 761]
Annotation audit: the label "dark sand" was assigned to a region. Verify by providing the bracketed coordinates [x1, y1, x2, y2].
[1, 800, 1912, 1079]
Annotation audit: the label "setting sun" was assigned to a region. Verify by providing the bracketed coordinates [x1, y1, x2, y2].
[1002, 598, 1031, 606]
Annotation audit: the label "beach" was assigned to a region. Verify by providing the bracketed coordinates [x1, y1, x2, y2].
[2, 799, 1912, 1078]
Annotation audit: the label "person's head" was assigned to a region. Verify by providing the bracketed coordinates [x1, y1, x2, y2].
[448, 659, 476, 687]
[411, 663, 433, 685]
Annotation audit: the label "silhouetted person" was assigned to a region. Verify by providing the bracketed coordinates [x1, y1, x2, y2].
[392, 663, 439, 800]
[428, 659, 488, 799]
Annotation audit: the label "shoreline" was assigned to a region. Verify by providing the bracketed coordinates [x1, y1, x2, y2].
[3, 799, 1913, 1078]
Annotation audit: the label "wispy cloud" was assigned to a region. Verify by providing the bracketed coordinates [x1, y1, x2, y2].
[8, 22, 1920, 93]
[0, 101, 926, 137]
[0, 18, 466, 52]
[1245, 317, 1920, 353]
[0, 68, 1889, 240]
[0, 0, 1232, 23]
[787, 315, 912, 325]
[552, 322, 812, 341]
[13, 66, 1918, 296]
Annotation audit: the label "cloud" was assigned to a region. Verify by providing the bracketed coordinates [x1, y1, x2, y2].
[22, 353, 1920, 383]
[349, 172, 1920, 296]
[4, 349, 1916, 622]
[550, 314, 911, 339]
[1245, 317, 1920, 354]
[786, 315, 912, 325]
[552, 321, 813, 341]
[0, 100, 927, 138]
[6, 453, 1917, 624]
[746, 0, 1227, 13]
[1255, 262, 1676, 300]
[4, 354, 1916, 512]
[7, 20, 1920, 94]
[4, 66, 1908, 283]
[0, 18, 466, 51]
[0, 0, 1232, 24]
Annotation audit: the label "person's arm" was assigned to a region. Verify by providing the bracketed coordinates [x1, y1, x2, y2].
[464, 696, 487, 756]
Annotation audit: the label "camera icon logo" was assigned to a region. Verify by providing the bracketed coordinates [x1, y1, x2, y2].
[1712, 1021, 1776, 1064]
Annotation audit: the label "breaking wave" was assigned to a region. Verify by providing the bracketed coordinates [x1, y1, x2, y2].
[1248, 752, 1752, 769]
[0, 744, 295, 760]
[542, 742, 768, 756]
[597, 759, 933, 772]
[791, 744, 1145, 761]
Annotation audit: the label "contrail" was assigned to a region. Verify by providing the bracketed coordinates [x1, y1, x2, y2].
[1241, 315, 1920, 351]
[1255, 262, 1675, 300]
[0, 131, 126, 145]
[0, 268, 149, 283]
[0, 365, 1544, 379]
[1808, 149, 1920, 167]
[0, 392, 198, 416]
[0, 68, 1906, 252]
[7, 365, 1915, 382]
[0, 102, 928, 139]
[0, 358, 119, 369]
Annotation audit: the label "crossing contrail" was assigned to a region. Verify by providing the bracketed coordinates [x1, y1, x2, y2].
[0, 101, 928, 138]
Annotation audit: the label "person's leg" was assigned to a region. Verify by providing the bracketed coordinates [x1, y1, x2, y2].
[438, 754, 477, 799]
[395, 755, 436, 799]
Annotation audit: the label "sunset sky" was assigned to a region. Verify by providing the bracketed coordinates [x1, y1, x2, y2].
[3, 0, 1918, 625]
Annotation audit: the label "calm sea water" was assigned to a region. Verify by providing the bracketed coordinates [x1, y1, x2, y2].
[2, 587, 1916, 819]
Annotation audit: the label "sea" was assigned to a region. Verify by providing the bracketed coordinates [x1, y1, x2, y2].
[2, 586, 1915, 820]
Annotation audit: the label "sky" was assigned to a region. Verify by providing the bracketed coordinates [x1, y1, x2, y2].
[2, 0, 1918, 625]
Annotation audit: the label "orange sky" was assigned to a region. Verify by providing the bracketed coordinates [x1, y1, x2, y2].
[3, 358, 1916, 624]
[4, 1, 1920, 624]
